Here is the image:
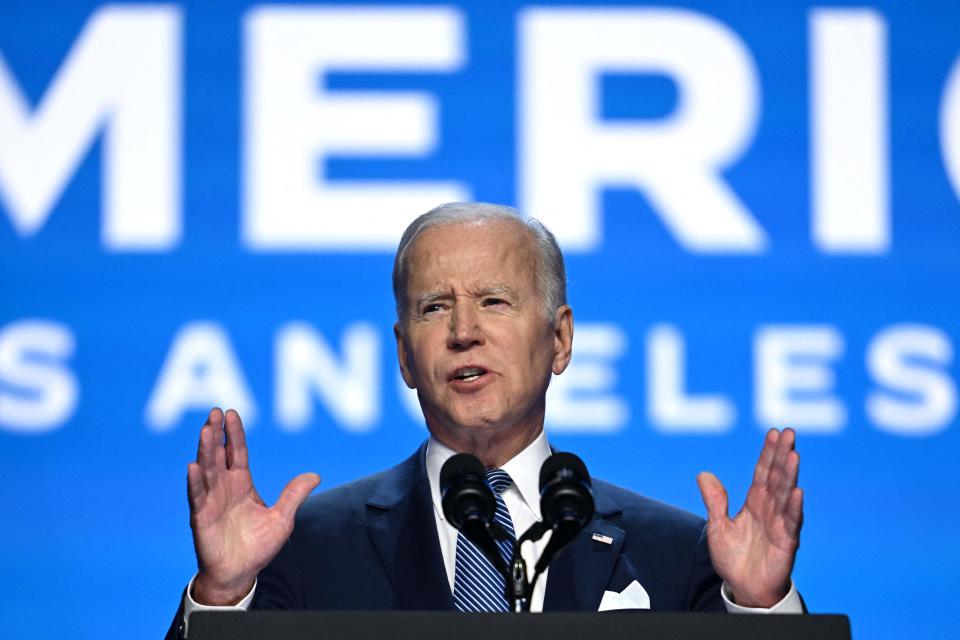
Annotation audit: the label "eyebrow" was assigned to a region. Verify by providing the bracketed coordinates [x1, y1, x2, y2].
[413, 285, 518, 309]
[473, 285, 517, 298]
[414, 291, 450, 309]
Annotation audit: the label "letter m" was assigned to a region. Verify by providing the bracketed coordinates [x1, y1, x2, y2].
[0, 6, 180, 250]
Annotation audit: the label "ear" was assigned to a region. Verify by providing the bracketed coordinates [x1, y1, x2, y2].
[394, 322, 417, 389]
[551, 305, 574, 375]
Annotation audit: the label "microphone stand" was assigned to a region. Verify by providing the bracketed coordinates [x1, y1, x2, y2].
[503, 522, 548, 612]
[502, 518, 589, 612]
[509, 555, 529, 612]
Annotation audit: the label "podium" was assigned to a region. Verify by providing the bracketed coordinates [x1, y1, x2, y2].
[190, 611, 851, 640]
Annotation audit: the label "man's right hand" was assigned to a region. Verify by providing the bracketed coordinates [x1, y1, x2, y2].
[187, 408, 321, 605]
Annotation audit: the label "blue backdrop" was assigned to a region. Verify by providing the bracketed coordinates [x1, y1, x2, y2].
[2, 1, 959, 638]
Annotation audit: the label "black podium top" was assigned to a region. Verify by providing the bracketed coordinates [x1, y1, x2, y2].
[190, 611, 850, 640]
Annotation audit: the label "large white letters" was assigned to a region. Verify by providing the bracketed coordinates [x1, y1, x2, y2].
[0, 320, 78, 433]
[810, 9, 889, 253]
[243, 6, 467, 249]
[145, 323, 256, 432]
[275, 322, 380, 432]
[520, 8, 765, 252]
[755, 325, 845, 432]
[941, 54, 960, 203]
[0, 6, 180, 250]
[867, 324, 956, 435]
[546, 324, 628, 433]
[647, 324, 735, 433]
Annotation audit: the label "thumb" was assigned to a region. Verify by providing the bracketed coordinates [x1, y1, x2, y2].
[697, 471, 729, 524]
[274, 472, 322, 521]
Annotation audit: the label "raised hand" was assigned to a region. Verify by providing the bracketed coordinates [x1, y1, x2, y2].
[187, 408, 321, 605]
[696, 428, 803, 608]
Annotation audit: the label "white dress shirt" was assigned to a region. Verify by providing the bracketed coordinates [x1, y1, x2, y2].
[182, 431, 802, 634]
[425, 429, 554, 611]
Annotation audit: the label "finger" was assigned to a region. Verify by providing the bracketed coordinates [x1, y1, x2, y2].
[782, 449, 799, 489]
[187, 462, 205, 511]
[772, 450, 800, 513]
[697, 472, 729, 524]
[197, 426, 222, 488]
[273, 473, 322, 522]
[213, 435, 227, 483]
[752, 429, 780, 487]
[224, 409, 249, 470]
[784, 487, 804, 537]
[764, 454, 790, 513]
[197, 425, 215, 481]
[200, 422, 228, 489]
[771, 428, 796, 478]
[770, 451, 800, 511]
[196, 408, 223, 466]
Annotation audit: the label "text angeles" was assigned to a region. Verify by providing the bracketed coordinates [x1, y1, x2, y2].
[0, 320, 954, 437]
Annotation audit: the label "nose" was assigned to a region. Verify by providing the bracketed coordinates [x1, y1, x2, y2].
[447, 302, 485, 350]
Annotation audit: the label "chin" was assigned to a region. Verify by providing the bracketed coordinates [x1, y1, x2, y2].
[451, 411, 502, 431]
[445, 402, 510, 433]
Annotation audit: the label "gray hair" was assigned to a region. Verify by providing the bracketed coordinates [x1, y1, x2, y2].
[392, 202, 567, 321]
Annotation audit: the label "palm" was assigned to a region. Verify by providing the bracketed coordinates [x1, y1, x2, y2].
[191, 462, 285, 582]
[697, 429, 803, 608]
[187, 409, 320, 604]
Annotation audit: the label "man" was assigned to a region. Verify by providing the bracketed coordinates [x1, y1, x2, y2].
[167, 203, 803, 638]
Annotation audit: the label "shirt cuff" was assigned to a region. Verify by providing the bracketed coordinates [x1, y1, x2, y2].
[181, 574, 257, 637]
[721, 581, 803, 614]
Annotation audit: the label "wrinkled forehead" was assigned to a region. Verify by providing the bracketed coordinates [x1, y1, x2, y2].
[402, 220, 539, 295]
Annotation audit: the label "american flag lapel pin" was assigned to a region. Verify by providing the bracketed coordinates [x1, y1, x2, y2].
[592, 532, 613, 545]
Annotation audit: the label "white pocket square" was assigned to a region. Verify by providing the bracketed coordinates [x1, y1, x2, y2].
[597, 580, 651, 611]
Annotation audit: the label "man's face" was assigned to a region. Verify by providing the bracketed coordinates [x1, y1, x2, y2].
[395, 221, 573, 455]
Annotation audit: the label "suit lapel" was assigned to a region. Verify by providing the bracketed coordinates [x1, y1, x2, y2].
[366, 445, 454, 610]
[543, 486, 624, 611]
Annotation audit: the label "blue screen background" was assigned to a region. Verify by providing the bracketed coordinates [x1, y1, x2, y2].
[2, 1, 958, 638]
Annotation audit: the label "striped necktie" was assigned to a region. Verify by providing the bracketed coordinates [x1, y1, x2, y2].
[452, 468, 516, 612]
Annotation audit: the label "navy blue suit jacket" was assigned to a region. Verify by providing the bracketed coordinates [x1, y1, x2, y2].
[167, 444, 722, 637]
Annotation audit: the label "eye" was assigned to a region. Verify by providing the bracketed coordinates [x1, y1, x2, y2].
[482, 298, 508, 307]
[422, 303, 445, 314]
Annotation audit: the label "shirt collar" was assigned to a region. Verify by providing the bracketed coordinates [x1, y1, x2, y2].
[426, 429, 551, 522]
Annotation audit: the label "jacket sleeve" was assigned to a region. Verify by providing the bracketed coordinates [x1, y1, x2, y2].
[250, 537, 305, 610]
[684, 523, 725, 612]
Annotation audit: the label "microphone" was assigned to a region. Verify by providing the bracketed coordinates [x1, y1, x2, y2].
[440, 453, 509, 574]
[534, 452, 595, 574]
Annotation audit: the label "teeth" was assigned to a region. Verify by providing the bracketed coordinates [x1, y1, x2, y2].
[456, 367, 485, 380]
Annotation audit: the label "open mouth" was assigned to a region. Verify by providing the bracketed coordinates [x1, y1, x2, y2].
[453, 366, 487, 382]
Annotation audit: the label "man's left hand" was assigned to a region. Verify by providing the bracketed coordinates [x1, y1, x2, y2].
[696, 428, 803, 608]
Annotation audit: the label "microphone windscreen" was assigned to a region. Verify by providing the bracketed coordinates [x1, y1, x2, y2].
[441, 452, 496, 531]
[539, 452, 591, 490]
[440, 452, 485, 490]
